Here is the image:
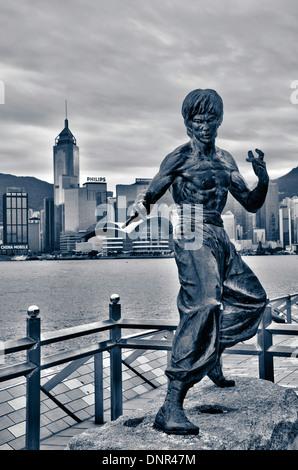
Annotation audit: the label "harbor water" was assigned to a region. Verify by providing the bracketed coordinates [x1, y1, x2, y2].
[1, 255, 298, 361]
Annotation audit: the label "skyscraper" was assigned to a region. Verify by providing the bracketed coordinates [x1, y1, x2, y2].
[224, 192, 253, 239]
[64, 180, 107, 233]
[116, 179, 174, 253]
[28, 216, 41, 253]
[3, 188, 28, 244]
[222, 211, 235, 240]
[2, 187, 29, 254]
[292, 197, 298, 243]
[42, 198, 55, 253]
[53, 111, 79, 249]
[256, 180, 279, 241]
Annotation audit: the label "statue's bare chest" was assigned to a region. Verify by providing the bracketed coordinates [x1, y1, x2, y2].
[181, 155, 231, 191]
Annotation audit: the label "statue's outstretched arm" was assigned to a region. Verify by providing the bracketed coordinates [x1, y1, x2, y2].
[132, 147, 184, 216]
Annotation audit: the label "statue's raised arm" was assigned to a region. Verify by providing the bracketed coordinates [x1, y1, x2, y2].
[229, 148, 269, 213]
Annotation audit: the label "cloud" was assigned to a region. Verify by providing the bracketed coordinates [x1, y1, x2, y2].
[0, 0, 297, 192]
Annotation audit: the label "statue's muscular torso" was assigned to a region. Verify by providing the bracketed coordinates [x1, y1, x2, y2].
[158, 142, 238, 215]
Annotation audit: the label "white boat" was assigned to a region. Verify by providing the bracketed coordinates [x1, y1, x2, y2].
[11, 255, 28, 261]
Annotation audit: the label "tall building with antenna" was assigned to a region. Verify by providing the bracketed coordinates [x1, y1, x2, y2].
[53, 102, 80, 249]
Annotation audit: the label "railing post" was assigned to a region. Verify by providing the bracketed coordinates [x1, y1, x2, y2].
[94, 352, 104, 424]
[258, 304, 274, 382]
[26, 305, 41, 450]
[109, 294, 123, 421]
[286, 295, 292, 324]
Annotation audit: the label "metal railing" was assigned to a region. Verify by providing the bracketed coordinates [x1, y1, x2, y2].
[0, 293, 297, 450]
[268, 292, 298, 324]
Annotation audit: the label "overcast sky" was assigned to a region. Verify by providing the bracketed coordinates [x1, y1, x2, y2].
[1, 0, 298, 193]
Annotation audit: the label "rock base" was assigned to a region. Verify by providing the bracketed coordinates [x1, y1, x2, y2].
[67, 377, 298, 451]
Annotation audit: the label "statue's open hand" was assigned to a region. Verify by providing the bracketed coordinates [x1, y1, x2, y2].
[131, 200, 147, 221]
[246, 149, 269, 182]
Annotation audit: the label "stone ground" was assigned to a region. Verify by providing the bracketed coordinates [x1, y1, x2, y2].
[66, 377, 298, 451]
[0, 335, 297, 450]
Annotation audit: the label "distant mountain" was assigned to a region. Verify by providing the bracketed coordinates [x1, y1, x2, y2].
[274, 166, 298, 201]
[0, 173, 53, 222]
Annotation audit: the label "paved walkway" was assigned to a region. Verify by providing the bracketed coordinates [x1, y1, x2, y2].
[39, 347, 298, 450]
[39, 387, 162, 450]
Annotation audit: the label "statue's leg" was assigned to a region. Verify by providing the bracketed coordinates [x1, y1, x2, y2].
[220, 242, 267, 349]
[207, 344, 235, 387]
[154, 380, 199, 435]
[208, 240, 266, 386]
[165, 226, 226, 394]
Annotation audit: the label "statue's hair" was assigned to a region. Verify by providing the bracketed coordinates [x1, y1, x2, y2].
[181, 89, 223, 136]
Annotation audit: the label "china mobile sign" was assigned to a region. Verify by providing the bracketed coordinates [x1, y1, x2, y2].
[1, 244, 29, 250]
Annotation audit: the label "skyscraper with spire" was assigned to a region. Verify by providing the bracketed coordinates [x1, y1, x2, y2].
[53, 104, 80, 249]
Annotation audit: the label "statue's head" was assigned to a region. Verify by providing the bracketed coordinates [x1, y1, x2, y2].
[181, 89, 223, 139]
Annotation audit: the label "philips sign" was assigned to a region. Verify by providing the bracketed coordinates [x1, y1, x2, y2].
[86, 177, 106, 183]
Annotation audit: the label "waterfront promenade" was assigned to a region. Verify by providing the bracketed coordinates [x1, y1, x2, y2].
[0, 333, 297, 451]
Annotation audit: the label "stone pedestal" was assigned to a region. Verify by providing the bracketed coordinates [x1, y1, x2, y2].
[67, 377, 298, 451]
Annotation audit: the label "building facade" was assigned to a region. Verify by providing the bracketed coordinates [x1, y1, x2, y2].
[53, 117, 80, 249]
[222, 211, 236, 240]
[42, 198, 55, 253]
[115, 179, 174, 253]
[2, 188, 29, 253]
[59, 231, 82, 253]
[28, 216, 41, 253]
[63, 180, 108, 249]
[256, 180, 279, 242]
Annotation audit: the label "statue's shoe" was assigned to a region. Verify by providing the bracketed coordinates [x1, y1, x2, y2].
[153, 405, 199, 435]
[209, 376, 236, 388]
[208, 367, 235, 388]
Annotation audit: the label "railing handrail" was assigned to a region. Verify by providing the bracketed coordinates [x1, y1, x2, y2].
[3, 337, 37, 354]
[2, 293, 297, 355]
[1, 319, 116, 353]
[269, 292, 298, 303]
[0, 361, 36, 382]
[0, 295, 297, 450]
[2, 319, 177, 355]
[1, 301, 296, 380]
[40, 319, 116, 345]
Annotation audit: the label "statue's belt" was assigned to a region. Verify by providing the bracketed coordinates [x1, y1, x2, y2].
[174, 208, 224, 228]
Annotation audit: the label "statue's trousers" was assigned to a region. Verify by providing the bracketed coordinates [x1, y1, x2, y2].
[165, 220, 267, 385]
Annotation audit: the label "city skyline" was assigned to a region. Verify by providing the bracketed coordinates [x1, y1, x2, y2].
[0, 1, 298, 194]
